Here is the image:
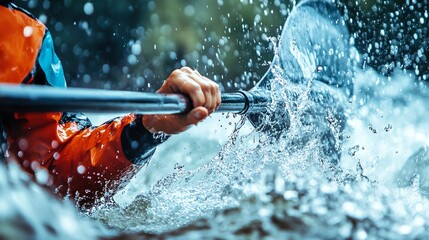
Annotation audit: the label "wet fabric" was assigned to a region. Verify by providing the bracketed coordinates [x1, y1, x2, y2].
[0, 3, 163, 207]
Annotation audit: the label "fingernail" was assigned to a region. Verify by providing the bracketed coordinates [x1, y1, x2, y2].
[193, 111, 203, 120]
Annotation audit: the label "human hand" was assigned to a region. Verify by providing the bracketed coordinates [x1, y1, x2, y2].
[142, 67, 221, 134]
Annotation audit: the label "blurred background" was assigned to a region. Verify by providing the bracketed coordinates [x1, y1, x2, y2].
[15, 0, 428, 92]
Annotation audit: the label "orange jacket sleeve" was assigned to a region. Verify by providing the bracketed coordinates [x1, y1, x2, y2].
[0, 2, 166, 207]
[3, 111, 164, 207]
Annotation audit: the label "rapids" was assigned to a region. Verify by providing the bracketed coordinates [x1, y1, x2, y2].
[1, 1, 429, 239]
[2, 66, 429, 239]
[87, 69, 429, 240]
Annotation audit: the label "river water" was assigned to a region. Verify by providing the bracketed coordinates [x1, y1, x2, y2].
[2, 1, 429, 240]
[89, 69, 429, 239]
[2, 66, 429, 239]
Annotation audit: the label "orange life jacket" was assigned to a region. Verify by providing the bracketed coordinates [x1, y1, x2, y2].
[0, 3, 162, 208]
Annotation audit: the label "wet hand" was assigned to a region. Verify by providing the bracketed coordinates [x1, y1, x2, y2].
[142, 67, 221, 134]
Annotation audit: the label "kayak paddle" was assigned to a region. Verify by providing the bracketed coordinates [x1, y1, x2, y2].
[0, 0, 353, 132]
[0, 84, 269, 115]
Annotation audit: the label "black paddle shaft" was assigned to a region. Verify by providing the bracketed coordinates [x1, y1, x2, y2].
[0, 84, 271, 115]
[0, 0, 350, 123]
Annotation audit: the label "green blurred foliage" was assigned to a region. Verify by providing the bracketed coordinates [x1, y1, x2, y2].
[15, 0, 428, 91]
[16, 0, 290, 92]
[138, 0, 291, 92]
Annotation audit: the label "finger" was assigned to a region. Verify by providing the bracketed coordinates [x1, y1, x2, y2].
[179, 67, 212, 108]
[180, 66, 194, 73]
[170, 107, 208, 132]
[163, 69, 206, 107]
[216, 82, 221, 109]
[179, 78, 206, 108]
[205, 79, 221, 113]
[142, 107, 208, 134]
[186, 72, 219, 112]
[160, 68, 219, 112]
[187, 106, 208, 124]
[176, 71, 209, 110]
[189, 74, 213, 110]
[193, 70, 214, 109]
[205, 76, 221, 112]
[206, 80, 218, 113]
[193, 69, 220, 111]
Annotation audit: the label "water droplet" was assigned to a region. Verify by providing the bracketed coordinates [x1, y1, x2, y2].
[131, 42, 141, 55]
[35, 168, 49, 185]
[127, 55, 138, 65]
[23, 26, 33, 37]
[102, 64, 110, 74]
[348, 145, 360, 157]
[83, 2, 94, 15]
[18, 139, 28, 151]
[51, 140, 59, 149]
[368, 124, 377, 133]
[184, 5, 195, 17]
[384, 124, 392, 132]
[31, 161, 40, 171]
[77, 165, 86, 174]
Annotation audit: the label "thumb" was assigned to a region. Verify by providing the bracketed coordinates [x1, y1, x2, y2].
[161, 107, 208, 134]
[186, 107, 208, 125]
[142, 107, 209, 134]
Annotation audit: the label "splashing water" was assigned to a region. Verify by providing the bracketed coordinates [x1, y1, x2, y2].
[87, 68, 429, 239]
[0, 163, 114, 240]
[88, 2, 429, 238]
[2, 1, 429, 239]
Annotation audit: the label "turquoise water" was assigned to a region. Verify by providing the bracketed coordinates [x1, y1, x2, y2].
[2, 66, 429, 239]
[2, 1, 429, 239]
[86, 67, 429, 239]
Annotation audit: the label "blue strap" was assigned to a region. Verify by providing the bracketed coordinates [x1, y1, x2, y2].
[38, 31, 67, 88]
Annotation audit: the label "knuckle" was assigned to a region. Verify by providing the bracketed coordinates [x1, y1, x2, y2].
[211, 81, 220, 91]
[180, 66, 193, 73]
[184, 81, 201, 94]
[204, 77, 218, 89]
[208, 83, 218, 95]
[199, 81, 211, 91]
[170, 69, 182, 78]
